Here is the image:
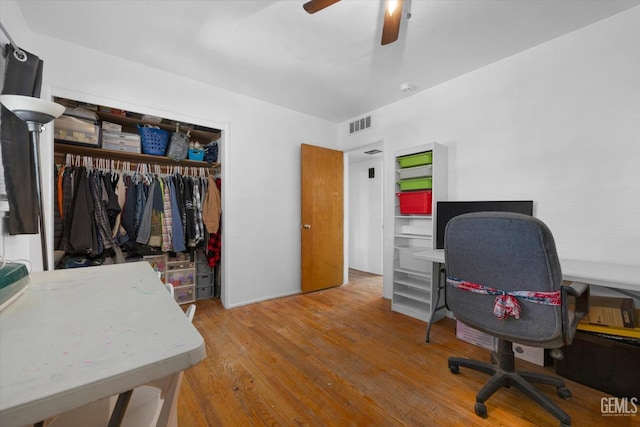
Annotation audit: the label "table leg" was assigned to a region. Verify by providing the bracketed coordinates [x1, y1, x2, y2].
[107, 389, 133, 427]
[425, 265, 447, 343]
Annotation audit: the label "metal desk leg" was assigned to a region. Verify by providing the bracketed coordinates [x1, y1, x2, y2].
[425, 265, 447, 343]
[107, 390, 133, 427]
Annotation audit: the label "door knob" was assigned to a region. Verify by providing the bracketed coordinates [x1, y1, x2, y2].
[303, 224, 311, 229]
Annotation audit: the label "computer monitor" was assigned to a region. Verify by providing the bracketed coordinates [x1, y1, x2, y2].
[435, 200, 534, 249]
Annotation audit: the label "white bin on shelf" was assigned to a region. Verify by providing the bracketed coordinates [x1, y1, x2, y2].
[397, 164, 433, 180]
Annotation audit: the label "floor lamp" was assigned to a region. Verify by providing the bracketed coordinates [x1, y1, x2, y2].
[0, 95, 65, 271]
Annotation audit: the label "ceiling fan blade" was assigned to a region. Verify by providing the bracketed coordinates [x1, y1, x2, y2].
[303, 0, 341, 14]
[381, 0, 404, 45]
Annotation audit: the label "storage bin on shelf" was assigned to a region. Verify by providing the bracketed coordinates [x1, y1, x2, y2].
[397, 151, 432, 168]
[167, 260, 195, 271]
[102, 131, 141, 153]
[397, 190, 432, 215]
[174, 285, 196, 304]
[196, 284, 214, 300]
[54, 115, 101, 147]
[397, 164, 433, 180]
[397, 177, 433, 191]
[188, 148, 205, 161]
[138, 124, 169, 156]
[166, 268, 195, 288]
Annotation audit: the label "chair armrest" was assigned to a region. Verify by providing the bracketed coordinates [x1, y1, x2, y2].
[563, 281, 589, 298]
[562, 281, 590, 320]
[561, 281, 590, 344]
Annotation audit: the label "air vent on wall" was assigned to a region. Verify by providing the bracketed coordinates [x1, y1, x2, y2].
[349, 115, 371, 134]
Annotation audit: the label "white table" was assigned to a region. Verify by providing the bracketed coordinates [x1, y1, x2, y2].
[0, 262, 206, 427]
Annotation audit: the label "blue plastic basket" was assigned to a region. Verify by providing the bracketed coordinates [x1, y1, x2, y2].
[188, 148, 205, 161]
[138, 125, 169, 156]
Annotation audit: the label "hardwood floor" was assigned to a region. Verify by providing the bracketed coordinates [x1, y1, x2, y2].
[178, 270, 633, 426]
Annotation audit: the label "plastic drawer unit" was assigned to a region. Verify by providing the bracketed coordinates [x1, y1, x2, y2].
[397, 164, 433, 180]
[166, 268, 195, 288]
[174, 284, 196, 304]
[54, 115, 100, 147]
[102, 131, 141, 153]
[196, 285, 214, 300]
[167, 260, 195, 271]
[397, 177, 433, 191]
[397, 151, 433, 168]
[397, 190, 433, 215]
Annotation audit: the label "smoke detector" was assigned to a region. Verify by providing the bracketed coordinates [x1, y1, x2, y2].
[400, 82, 414, 92]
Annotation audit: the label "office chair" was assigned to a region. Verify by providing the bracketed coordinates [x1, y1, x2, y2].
[444, 212, 589, 427]
[48, 303, 197, 427]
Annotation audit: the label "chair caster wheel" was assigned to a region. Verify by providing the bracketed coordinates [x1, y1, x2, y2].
[474, 402, 487, 418]
[557, 387, 572, 399]
[449, 364, 459, 374]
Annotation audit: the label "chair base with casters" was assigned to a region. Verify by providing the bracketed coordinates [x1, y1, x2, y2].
[449, 339, 572, 427]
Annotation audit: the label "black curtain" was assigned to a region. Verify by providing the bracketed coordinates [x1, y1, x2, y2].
[0, 44, 44, 234]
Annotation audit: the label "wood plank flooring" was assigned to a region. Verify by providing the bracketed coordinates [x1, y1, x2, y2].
[178, 270, 634, 426]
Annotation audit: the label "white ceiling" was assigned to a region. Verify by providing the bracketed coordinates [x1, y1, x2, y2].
[15, 0, 640, 123]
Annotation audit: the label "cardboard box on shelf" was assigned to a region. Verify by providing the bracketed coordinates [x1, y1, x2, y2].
[578, 309, 640, 339]
[582, 296, 636, 328]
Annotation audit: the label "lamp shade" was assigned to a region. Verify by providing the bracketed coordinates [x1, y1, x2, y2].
[0, 94, 65, 125]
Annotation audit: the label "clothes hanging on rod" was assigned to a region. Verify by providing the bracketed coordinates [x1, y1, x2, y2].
[55, 153, 217, 265]
[206, 177, 222, 268]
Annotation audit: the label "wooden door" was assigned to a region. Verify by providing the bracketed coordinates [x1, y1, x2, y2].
[301, 144, 344, 292]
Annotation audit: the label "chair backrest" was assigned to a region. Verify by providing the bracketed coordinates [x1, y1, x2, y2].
[445, 212, 563, 345]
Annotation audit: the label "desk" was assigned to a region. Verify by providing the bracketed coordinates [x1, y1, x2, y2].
[418, 249, 640, 293]
[418, 249, 640, 340]
[0, 263, 206, 427]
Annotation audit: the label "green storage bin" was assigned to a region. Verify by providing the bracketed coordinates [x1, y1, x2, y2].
[398, 177, 433, 191]
[397, 151, 432, 168]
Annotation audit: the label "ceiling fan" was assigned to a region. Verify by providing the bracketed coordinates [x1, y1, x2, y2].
[303, 0, 404, 45]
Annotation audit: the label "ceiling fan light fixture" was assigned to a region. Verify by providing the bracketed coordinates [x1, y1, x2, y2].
[381, 0, 403, 45]
[387, 0, 399, 16]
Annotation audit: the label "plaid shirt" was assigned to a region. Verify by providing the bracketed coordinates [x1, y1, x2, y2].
[161, 179, 174, 252]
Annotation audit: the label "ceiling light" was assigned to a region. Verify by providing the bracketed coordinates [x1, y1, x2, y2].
[387, 0, 399, 16]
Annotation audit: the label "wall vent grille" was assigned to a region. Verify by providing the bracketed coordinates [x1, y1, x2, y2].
[349, 116, 371, 134]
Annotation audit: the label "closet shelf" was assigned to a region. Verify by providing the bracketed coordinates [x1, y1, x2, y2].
[98, 111, 221, 142]
[54, 142, 220, 170]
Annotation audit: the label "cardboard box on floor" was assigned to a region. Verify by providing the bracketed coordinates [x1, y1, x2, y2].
[581, 296, 636, 328]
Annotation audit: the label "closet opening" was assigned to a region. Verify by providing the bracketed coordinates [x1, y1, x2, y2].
[51, 96, 223, 304]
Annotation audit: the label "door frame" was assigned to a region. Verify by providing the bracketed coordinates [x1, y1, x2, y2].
[343, 141, 385, 286]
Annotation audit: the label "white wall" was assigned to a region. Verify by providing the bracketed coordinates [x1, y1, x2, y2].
[4, 2, 639, 306]
[2, 0, 338, 307]
[348, 156, 383, 275]
[341, 7, 640, 296]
